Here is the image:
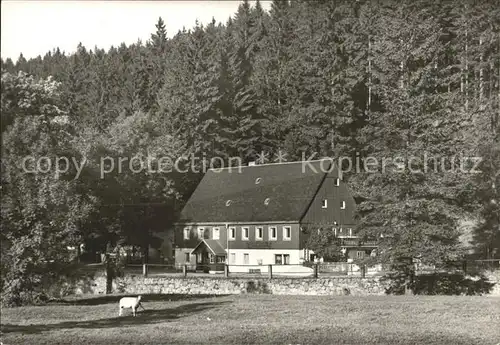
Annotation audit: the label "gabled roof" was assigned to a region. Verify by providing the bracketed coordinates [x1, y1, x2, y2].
[178, 159, 339, 223]
[191, 239, 227, 255]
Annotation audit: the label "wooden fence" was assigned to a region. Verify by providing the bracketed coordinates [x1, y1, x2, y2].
[97, 263, 372, 279]
[83, 259, 500, 279]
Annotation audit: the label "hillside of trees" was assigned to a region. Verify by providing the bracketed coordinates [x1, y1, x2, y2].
[1, 0, 499, 304]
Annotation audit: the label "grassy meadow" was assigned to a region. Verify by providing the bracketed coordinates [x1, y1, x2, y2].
[1, 294, 499, 345]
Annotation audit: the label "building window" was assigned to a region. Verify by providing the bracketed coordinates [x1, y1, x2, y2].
[243, 253, 249, 265]
[255, 177, 261, 184]
[229, 227, 236, 240]
[183, 228, 190, 240]
[212, 227, 220, 240]
[226, 200, 232, 206]
[283, 226, 291, 240]
[332, 227, 337, 236]
[341, 201, 346, 209]
[184, 253, 190, 262]
[339, 228, 343, 236]
[210, 255, 215, 264]
[230, 253, 236, 264]
[197, 227, 205, 239]
[264, 198, 271, 205]
[269, 226, 277, 240]
[357, 251, 364, 259]
[275, 254, 290, 265]
[348, 228, 353, 237]
[242, 227, 249, 240]
[322, 199, 328, 208]
[256, 227, 263, 240]
[335, 178, 340, 186]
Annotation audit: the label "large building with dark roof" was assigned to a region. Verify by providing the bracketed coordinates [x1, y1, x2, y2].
[174, 158, 371, 272]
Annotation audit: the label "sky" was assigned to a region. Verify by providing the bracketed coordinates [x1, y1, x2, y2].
[1, 1, 271, 60]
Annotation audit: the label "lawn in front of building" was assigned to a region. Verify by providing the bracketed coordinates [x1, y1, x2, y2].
[1, 294, 499, 345]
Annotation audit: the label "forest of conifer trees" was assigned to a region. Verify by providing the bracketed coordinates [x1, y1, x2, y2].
[1, 0, 499, 304]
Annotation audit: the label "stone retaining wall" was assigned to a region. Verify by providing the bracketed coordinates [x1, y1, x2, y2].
[74, 273, 388, 296]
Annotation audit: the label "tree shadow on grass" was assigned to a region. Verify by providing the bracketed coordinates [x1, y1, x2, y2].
[49, 293, 229, 305]
[2, 300, 232, 334]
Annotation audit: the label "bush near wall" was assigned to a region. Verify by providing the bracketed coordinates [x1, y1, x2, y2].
[381, 271, 497, 295]
[1, 263, 106, 307]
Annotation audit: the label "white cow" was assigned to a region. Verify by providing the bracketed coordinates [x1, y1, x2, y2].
[118, 295, 144, 316]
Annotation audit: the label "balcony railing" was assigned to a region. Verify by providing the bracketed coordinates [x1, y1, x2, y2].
[338, 238, 378, 247]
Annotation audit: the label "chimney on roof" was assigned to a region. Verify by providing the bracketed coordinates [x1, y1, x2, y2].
[248, 161, 256, 166]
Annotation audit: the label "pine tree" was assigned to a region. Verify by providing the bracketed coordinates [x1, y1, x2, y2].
[461, 2, 500, 260]
[354, 1, 472, 292]
[15, 53, 28, 72]
[252, 0, 295, 154]
[229, 0, 264, 161]
[0, 58, 15, 73]
[133, 43, 154, 113]
[150, 17, 168, 54]
[147, 17, 169, 113]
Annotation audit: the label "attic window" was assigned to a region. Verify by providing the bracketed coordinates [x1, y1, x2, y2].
[264, 198, 270, 205]
[226, 200, 232, 206]
[335, 178, 340, 186]
[341, 201, 346, 209]
[255, 177, 261, 184]
[322, 199, 328, 208]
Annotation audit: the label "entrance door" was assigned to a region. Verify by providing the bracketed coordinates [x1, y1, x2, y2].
[196, 252, 210, 273]
[202, 252, 210, 264]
